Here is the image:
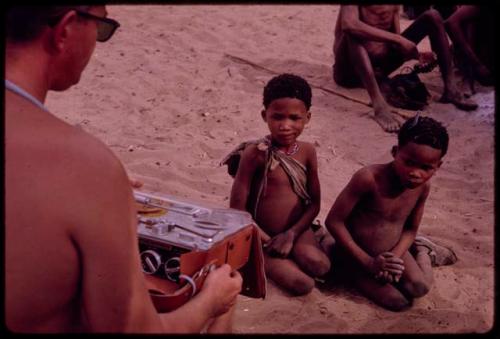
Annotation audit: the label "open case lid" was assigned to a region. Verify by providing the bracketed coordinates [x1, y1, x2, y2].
[135, 190, 255, 251]
[135, 190, 266, 312]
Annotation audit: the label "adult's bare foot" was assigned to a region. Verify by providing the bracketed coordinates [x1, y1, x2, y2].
[440, 89, 478, 111]
[373, 107, 401, 133]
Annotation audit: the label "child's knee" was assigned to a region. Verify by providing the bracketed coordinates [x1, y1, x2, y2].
[308, 257, 331, 277]
[402, 280, 431, 298]
[288, 275, 315, 296]
[296, 254, 331, 277]
[378, 292, 412, 312]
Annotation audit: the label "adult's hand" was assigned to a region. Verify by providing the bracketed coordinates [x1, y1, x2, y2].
[398, 36, 419, 60]
[200, 264, 242, 318]
[130, 178, 144, 188]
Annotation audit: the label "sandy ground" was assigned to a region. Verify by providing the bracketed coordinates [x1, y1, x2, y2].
[45, 5, 494, 334]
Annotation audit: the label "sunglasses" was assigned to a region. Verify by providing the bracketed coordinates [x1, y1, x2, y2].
[48, 9, 120, 42]
[75, 10, 120, 42]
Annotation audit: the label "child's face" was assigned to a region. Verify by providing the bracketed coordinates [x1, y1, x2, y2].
[392, 142, 443, 189]
[261, 97, 310, 147]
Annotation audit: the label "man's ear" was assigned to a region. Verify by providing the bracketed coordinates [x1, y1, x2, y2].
[306, 111, 311, 123]
[437, 160, 443, 168]
[391, 145, 398, 158]
[261, 109, 267, 122]
[50, 10, 78, 53]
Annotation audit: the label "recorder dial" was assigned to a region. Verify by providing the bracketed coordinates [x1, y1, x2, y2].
[140, 250, 162, 275]
[164, 257, 181, 282]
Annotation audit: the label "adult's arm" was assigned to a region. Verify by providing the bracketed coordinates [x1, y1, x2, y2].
[70, 136, 239, 332]
[340, 5, 404, 45]
[340, 5, 417, 58]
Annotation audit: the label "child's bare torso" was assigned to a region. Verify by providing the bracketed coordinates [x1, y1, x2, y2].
[251, 143, 310, 237]
[346, 164, 425, 256]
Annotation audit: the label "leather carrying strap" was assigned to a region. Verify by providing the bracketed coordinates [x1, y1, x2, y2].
[144, 224, 266, 313]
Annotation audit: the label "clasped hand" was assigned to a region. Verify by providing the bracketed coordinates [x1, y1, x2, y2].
[264, 230, 295, 258]
[370, 252, 405, 283]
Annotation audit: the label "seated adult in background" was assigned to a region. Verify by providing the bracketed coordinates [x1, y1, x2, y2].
[445, 5, 494, 90]
[6, 5, 241, 333]
[333, 5, 477, 133]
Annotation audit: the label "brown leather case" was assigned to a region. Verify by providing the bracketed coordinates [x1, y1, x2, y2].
[144, 224, 266, 313]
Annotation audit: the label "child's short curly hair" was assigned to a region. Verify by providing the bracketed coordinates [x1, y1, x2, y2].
[263, 73, 312, 110]
[398, 115, 449, 157]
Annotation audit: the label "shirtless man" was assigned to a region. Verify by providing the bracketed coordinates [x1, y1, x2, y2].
[333, 5, 477, 133]
[224, 74, 333, 296]
[6, 6, 241, 332]
[325, 116, 455, 311]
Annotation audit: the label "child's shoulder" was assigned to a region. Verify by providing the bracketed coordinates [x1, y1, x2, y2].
[350, 164, 385, 186]
[297, 140, 317, 155]
[240, 142, 267, 162]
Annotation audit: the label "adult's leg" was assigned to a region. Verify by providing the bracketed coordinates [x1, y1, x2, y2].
[292, 228, 331, 278]
[402, 9, 477, 110]
[333, 34, 363, 88]
[341, 35, 401, 132]
[264, 253, 315, 296]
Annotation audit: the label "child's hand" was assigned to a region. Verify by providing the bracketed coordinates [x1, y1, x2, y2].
[375, 269, 403, 284]
[370, 252, 405, 278]
[264, 230, 295, 258]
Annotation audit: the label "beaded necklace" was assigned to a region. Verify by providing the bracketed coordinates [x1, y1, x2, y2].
[266, 135, 300, 156]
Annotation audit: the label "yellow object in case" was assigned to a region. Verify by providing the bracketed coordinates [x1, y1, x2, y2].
[135, 190, 266, 313]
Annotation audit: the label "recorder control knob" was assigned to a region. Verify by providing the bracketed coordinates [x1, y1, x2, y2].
[140, 250, 162, 275]
[164, 257, 181, 282]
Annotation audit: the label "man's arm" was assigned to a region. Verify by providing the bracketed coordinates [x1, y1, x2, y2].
[390, 183, 431, 258]
[71, 138, 239, 332]
[340, 5, 418, 58]
[229, 145, 271, 243]
[340, 5, 403, 45]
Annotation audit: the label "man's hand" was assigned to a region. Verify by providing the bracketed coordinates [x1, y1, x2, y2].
[418, 51, 437, 66]
[264, 230, 296, 258]
[130, 178, 144, 188]
[397, 36, 419, 60]
[199, 264, 242, 318]
[369, 252, 405, 281]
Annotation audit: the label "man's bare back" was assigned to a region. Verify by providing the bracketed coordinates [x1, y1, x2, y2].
[6, 6, 242, 333]
[6, 91, 139, 331]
